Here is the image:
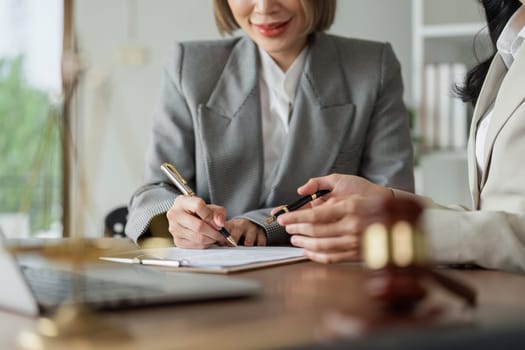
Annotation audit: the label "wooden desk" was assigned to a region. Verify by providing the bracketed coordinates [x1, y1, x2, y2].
[2, 262, 525, 350]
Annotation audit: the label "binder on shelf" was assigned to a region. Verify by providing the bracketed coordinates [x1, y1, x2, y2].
[421, 64, 437, 150]
[437, 63, 452, 149]
[420, 62, 469, 151]
[451, 63, 468, 149]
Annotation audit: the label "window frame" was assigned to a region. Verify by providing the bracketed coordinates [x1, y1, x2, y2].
[62, 0, 73, 237]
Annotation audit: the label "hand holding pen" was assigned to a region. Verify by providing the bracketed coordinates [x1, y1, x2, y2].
[161, 162, 237, 247]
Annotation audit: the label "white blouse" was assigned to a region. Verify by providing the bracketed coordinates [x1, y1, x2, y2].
[258, 46, 308, 202]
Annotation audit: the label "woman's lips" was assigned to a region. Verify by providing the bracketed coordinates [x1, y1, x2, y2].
[252, 20, 291, 37]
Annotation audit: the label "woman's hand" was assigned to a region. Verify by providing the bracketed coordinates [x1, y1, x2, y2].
[278, 195, 377, 263]
[297, 174, 393, 200]
[276, 174, 394, 264]
[224, 218, 267, 247]
[166, 195, 229, 248]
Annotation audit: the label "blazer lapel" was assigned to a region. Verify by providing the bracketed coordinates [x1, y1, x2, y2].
[480, 45, 525, 190]
[468, 54, 507, 208]
[197, 37, 263, 213]
[265, 33, 355, 203]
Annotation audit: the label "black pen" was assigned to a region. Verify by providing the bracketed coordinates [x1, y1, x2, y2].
[265, 189, 330, 224]
[160, 162, 237, 247]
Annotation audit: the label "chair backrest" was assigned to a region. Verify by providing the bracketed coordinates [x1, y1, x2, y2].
[104, 206, 128, 237]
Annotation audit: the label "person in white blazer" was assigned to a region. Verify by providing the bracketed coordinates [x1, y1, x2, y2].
[277, 0, 525, 273]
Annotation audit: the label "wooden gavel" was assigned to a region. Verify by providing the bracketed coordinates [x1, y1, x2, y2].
[362, 197, 476, 312]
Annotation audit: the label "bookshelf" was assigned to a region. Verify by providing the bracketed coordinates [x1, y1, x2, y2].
[411, 0, 488, 206]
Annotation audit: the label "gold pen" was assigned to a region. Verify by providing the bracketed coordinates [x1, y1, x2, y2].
[160, 162, 237, 247]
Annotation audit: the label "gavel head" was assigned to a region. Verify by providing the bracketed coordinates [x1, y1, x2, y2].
[362, 196, 427, 312]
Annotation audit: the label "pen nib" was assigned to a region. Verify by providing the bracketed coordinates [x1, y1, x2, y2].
[227, 236, 238, 247]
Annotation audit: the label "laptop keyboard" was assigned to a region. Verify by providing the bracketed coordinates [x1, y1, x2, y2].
[22, 266, 167, 310]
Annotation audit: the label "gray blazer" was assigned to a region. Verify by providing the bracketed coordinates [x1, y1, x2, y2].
[125, 33, 414, 244]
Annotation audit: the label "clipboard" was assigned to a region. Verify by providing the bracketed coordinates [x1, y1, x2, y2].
[100, 246, 308, 274]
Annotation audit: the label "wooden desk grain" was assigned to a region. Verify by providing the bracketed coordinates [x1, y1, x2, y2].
[2, 262, 525, 350]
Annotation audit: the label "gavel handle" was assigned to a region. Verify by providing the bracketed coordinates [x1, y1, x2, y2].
[427, 269, 477, 307]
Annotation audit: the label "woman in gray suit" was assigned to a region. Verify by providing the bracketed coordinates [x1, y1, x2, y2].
[278, 0, 525, 272]
[125, 0, 414, 248]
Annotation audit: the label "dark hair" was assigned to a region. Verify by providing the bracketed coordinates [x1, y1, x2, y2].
[456, 0, 522, 106]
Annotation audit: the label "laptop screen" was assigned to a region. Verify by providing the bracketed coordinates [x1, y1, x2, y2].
[0, 230, 39, 316]
[0, 232, 260, 317]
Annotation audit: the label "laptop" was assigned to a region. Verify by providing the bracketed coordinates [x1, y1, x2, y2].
[0, 230, 260, 316]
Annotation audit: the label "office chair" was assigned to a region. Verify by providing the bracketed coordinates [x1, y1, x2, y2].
[104, 206, 128, 238]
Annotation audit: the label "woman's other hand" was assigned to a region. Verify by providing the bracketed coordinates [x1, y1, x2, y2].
[278, 195, 379, 263]
[278, 174, 394, 264]
[297, 174, 393, 200]
[224, 218, 267, 247]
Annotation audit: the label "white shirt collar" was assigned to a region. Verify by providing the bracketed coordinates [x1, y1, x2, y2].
[497, 5, 525, 68]
[257, 47, 308, 203]
[258, 46, 308, 105]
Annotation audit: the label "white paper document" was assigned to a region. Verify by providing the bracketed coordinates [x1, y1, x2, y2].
[100, 246, 307, 273]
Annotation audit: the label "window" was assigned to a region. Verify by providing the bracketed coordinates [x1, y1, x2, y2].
[0, 0, 64, 238]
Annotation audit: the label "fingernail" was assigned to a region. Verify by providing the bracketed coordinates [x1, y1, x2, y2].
[278, 215, 290, 225]
[285, 224, 298, 233]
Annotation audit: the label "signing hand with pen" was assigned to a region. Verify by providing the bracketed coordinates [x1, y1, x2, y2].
[167, 195, 231, 248]
[276, 174, 393, 264]
[161, 162, 237, 248]
[167, 197, 266, 248]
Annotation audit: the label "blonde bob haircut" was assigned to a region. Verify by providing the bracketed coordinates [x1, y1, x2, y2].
[213, 0, 336, 36]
